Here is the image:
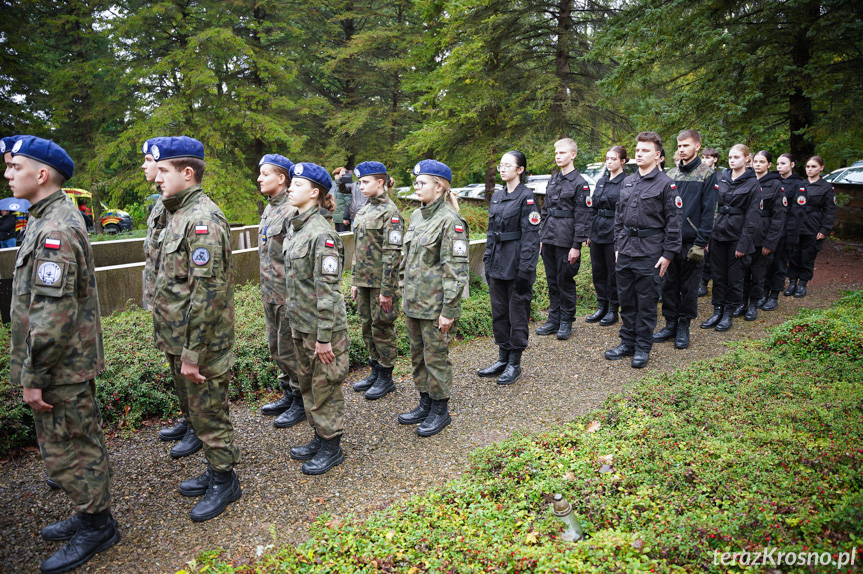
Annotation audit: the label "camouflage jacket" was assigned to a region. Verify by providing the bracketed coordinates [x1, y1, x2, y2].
[10, 189, 104, 389]
[258, 190, 297, 305]
[283, 206, 348, 343]
[351, 194, 404, 296]
[153, 185, 234, 369]
[142, 193, 166, 309]
[400, 195, 469, 320]
[666, 157, 717, 247]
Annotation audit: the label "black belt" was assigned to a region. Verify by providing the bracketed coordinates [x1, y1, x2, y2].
[717, 205, 746, 215]
[622, 226, 662, 238]
[548, 209, 574, 218]
[597, 209, 615, 218]
[491, 230, 522, 243]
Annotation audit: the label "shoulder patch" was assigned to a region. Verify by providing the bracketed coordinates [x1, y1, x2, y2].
[322, 255, 339, 275]
[797, 195, 806, 206]
[585, 196, 593, 207]
[782, 196, 788, 207]
[760, 199, 764, 210]
[670, 184, 677, 189]
[452, 238, 468, 257]
[36, 261, 63, 286]
[583, 185, 589, 191]
[192, 247, 211, 265]
[391, 215, 400, 224]
[526, 199, 534, 205]
[388, 229, 402, 245]
[675, 196, 683, 209]
[195, 225, 209, 235]
[529, 212, 541, 225]
[715, 184, 720, 189]
[44, 238, 61, 249]
[325, 239, 335, 248]
[454, 224, 464, 233]
[834, 195, 837, 204]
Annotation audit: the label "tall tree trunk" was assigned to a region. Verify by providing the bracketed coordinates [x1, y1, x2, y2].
[788, 3, 818, 170]
[553, 0, 572, 138]
[484, 161, 497, 203]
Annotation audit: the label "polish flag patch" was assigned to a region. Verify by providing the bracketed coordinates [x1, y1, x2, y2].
[526, 199, 534, 205]
[195, 225, 209, 235]
[670, 184, 677, 189]
[714, 184, 719, 189]
[583, 185, 589, 191]
[44, 238, 61, 249]
[325, 239, 335, 248]
[391, 216, 399, 223]
[455, 225, 464, 233]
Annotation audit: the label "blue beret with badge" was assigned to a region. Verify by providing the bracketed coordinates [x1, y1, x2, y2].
[259, 154, 294, 173]
[354, 161, 387, 178]
[412, 159, 452, 182]
[10, 135, 75, 179]
[1, 135, 21, 155]
[141, 138, 160, 156]
[292, 162, 332, 191]
[149, 136, 205, 161]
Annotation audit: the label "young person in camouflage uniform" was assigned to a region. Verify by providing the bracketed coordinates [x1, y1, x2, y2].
[7, 136, 120, 573]
[283, 162, 350, 475]
[256, 154, 307, 429]
[151, 136, 241, 522]
[349, 161, 404, 400]
[397, 160, 469, 437]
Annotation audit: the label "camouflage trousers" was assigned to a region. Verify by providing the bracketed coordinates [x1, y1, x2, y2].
[404, 316, 457, 400]
[356, 287, 399, 368]
[34, 380, 111, 514]
[263, 301, 300, 393]
[167, 353, 240, 472]
[293, 330, 349, 440]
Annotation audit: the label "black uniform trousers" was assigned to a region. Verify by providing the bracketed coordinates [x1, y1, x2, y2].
[589, 241, 617, 306]
[615, 254, 661, 353]
[700, 249, 712, 285]
[488, 277, 533, 351]
[710, 240, 750, 308]
[541, 244, 579, 323]
[787, 234, 823, 282]
[660, 240, 703, 321]
[765, 236, 790, 293]
[742, 248, 773, 303]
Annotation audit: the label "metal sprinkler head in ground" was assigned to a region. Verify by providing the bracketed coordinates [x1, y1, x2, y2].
[552, 494, 583, 542]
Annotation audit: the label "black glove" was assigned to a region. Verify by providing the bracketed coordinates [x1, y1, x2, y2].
[515, 275, 532, 295]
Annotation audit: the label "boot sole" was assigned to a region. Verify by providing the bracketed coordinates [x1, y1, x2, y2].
[477, 366, 507, 377]
[274, 413, 307, 429]
[159, 433, 186, 442]
[290, 450, 319, 461]
[556, 333, 571, 340]
[715, 325, 732, 332]
[189, 487, 242, 522]
[496, 374, 521, 386]
[599, 319, 618, 326]
[416, 415, 451, 437]
[170, 440, 203, 459]
[40, 529, 121, 574]
[364, 383, 396, 400]
[302, 453, 345, 475]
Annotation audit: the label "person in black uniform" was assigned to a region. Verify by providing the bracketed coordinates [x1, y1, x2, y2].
[585, 146, 627, 326]
[786, 156, 835, 298]
[654, 130, 717, 350]
[735, 151, 786, 320]
[477, 150, 541, 385]
[700, 144, 761, 332]
[536, 138, 593, 340]
[765, 154, 803, 307]
[605, 132, 682, 369]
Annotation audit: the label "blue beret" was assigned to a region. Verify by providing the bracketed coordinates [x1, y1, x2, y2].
[259, 154, 294, 173]
[292, 162, 332, 191]
[150, 136, 205, 161]
[141, 138, 160, 156]
[354, 161, 387, 178]
[0, 135, 21, 155]
[412, 159, 452, 182]
[10, 136, 75, 179]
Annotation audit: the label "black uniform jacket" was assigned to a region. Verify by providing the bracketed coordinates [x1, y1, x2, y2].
[753, 171, 787, 251]
[798, 177, 836, 237]
[539, 168, 592, 249]
[589, 171, 625, 244]
[484, 183, 541, 281]
[614, 166, 682, 260]
[780, 174, 805, 238]
[711, 168, 761, 255]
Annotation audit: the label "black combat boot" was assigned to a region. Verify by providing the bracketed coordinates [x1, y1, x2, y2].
[756, 295, 768, 309]
[599, 304, 619, 326]
[496, 350, 522, 385]
[605, 343, 635, 360]
[715, 308, 734, 332]
[585, 302, 608, 323]
[794, 280, 807, 298]
[260, 390, 293, 416]
[397, 393, 432, 425]
[761, 291, 779, 311]
[556, 321, 573, 340]
[365, 366, 395, 400]
[178, 464, 211, 497]
[274, 392, 306, 428]
[700, 305, 723, 329]
[158, 417, 188, 441]
[290, 433, 322, 460]
[674, 319, 691, 350]
[477, 347, 509, 378]
[652, 319, 678, 342]
[535, 318, 559, 336]
[42, 514, 83, 542]
[170, 427, 203, 459]
[416, 398, 451, 437]
[732, 303, 747, 317]
[744, 303, 758, 321]
[784, 278, 798, 296]
[40, 511, 120, 574]
[46, 477, 61, 490]
[352, 359, 379, 392]
[190, 469, 242, 522]
[631, 350, 649, 369]
[698, 282, 709, 297]
[302, 435, 345, 475]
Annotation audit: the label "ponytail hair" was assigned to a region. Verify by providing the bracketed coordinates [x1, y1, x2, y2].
[317, 189, 336, 212]
[730, 143, 751, 157]
[808, 155, 825, 167]
[754, 150, 773, 163]
[609, 145, 628, 162]
[430, 175, 459, 212]
[387, 176, 395, 190]
[504, 150, 528, 183]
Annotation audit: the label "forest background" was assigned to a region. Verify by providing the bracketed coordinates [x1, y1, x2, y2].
[2, 0, 862, 225]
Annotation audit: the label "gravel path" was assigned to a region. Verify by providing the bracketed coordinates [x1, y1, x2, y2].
[2, 244, 861, 573]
